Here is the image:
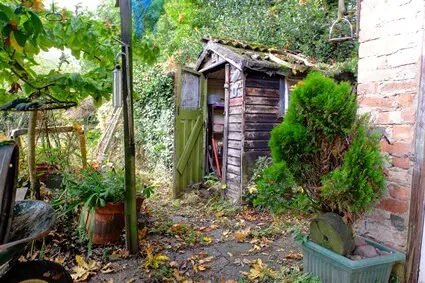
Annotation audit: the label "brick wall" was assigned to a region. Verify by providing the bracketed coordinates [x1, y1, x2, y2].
[356, 0, 424, 251]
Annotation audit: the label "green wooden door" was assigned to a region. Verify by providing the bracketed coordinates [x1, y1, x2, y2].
[173, 67, 206, 198]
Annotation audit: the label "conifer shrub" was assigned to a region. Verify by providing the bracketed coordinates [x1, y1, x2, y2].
[258, 72, 385, 223]
[252, 162, 295, 214]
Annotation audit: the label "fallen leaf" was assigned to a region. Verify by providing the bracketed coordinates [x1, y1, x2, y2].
[202, 236, 212, 244]
[227, 252, 233, 257]
[173, 269, 186, 281]
[138, 227, 149, 240]
[234, 232, 248, 242]
[249, 245, 261, 253]
[198, 264, 208, 271]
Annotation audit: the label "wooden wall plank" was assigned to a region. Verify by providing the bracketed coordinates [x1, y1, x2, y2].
[245, 140, 269, 149]
[246, 96, 279, 106]
[230, 97, 243, 106]
[227, 156, 241, 166]
[229, 115, 242, 123]
[227, 164, 240, 175]
[246, 88, 279, 97]
[245, 113, 279, 122]
[245, 122, 278, 131]
[229, 107, 243, 115]
[229, 123, 242, 132]
[246, 79, 279, 89]
[228, 148, 241, 158]
[227, 172, 240, 182]
[229, 132, 242, 140]
[245, 105, 278, 114]
[245, 131, 270, 140]
[228, 140, 241, 149]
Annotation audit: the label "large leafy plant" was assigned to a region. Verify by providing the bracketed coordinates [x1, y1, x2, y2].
[266, 72, 385, 223]
[0, 2, 117, 104]
[61, 167, 153, 254]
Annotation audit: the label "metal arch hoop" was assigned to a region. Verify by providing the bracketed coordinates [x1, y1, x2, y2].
[46, 0, 63, 22]
[329, 17, 353, 43]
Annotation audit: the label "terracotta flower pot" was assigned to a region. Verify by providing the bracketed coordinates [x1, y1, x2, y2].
[84, 197, 144, 245]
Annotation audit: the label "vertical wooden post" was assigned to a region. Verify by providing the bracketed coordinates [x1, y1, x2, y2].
[27, 111, 40, 200]
[78, 130, 88, 168]
[119, 0, 138, 254]
[222, 64, 230, 197]
[240, 71, 247, 204]
[405, 29, 425, 283]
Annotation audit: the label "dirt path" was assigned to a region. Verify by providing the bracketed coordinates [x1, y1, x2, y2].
[24, 181, 308, 282]
[87, 184, 308, 282]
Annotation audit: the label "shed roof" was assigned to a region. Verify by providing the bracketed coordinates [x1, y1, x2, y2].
[195, 37, 315, 76]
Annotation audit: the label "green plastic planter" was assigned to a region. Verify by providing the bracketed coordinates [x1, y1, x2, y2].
[302, 236, 405, 283]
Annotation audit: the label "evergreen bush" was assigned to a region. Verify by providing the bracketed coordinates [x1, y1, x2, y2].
[252, 161, 295, 214]
[259, 72, 385, 222]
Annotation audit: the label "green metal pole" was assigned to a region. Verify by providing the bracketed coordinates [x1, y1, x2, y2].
[119, 0, 138, 254]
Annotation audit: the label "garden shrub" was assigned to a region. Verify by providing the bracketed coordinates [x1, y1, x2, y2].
[253, 162, 296, 214]
[321, 116, 386, 222]
[133, 65, 174, 173]
[262, 72, 385, 222]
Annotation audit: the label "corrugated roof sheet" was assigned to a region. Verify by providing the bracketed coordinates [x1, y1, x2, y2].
[197, 37, 315, 76]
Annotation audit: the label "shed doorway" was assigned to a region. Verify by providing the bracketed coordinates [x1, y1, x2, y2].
[205, 68, 226, 179]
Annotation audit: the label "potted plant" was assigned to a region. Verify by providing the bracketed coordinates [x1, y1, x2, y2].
[267, 73, 404, 282]
[63, 167, 152, 249]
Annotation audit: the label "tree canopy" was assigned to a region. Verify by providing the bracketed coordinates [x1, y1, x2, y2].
[0, 1, 120, 105]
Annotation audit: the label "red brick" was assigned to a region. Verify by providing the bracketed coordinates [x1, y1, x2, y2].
[398, 93, 415, 108]
[380, 141, 410, 155]
[392, 156, 410, 169]
[376, 111, 402, 124]
[392, 125, 414, 140]
[376, 112, 392, 124]
[358, 96, 394, 109]
[380, 80, 417, 95]
[388, 184, 410, 201]
[387, 48, 419, 67]
[357, 83, 379, 95]
[389, 65, 417, 81]
[377, 198, 409, 214]
[401, 109, 416, 123]
[359, 40, 386, 58]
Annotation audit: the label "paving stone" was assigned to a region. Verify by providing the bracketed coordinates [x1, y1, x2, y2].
[174, 249, 194, 262]
[215, 241, 253, 257]
[207, 228, 224, 241]
[172, 215, 188, 223]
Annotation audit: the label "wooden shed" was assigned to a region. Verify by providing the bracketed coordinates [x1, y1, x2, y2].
[173, 38, 312, 203]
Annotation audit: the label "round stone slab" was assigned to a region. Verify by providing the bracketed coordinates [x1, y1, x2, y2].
[309, 212, 355, 255]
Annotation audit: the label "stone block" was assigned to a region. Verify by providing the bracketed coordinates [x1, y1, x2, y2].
[377, 111, 407, 125]
[392, 125, 414, 141]
[377, 198, 409, 214]
[379, 80, 418, 95]
[390, 214, 406, 231]
[387, 48, 420, 68]
[391, 65, 418, 81]
[392, 156, 410, 169]
[388, 183, 410, 201]
[386, 167, 412, 186]
[358, 96, 395, 109]
[357, 82, 379, 95]
[358, 56, 387, 71]
[380, 139, 411, 155]
[397, 93, 416, 108]
[386, 34, 419, 55]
